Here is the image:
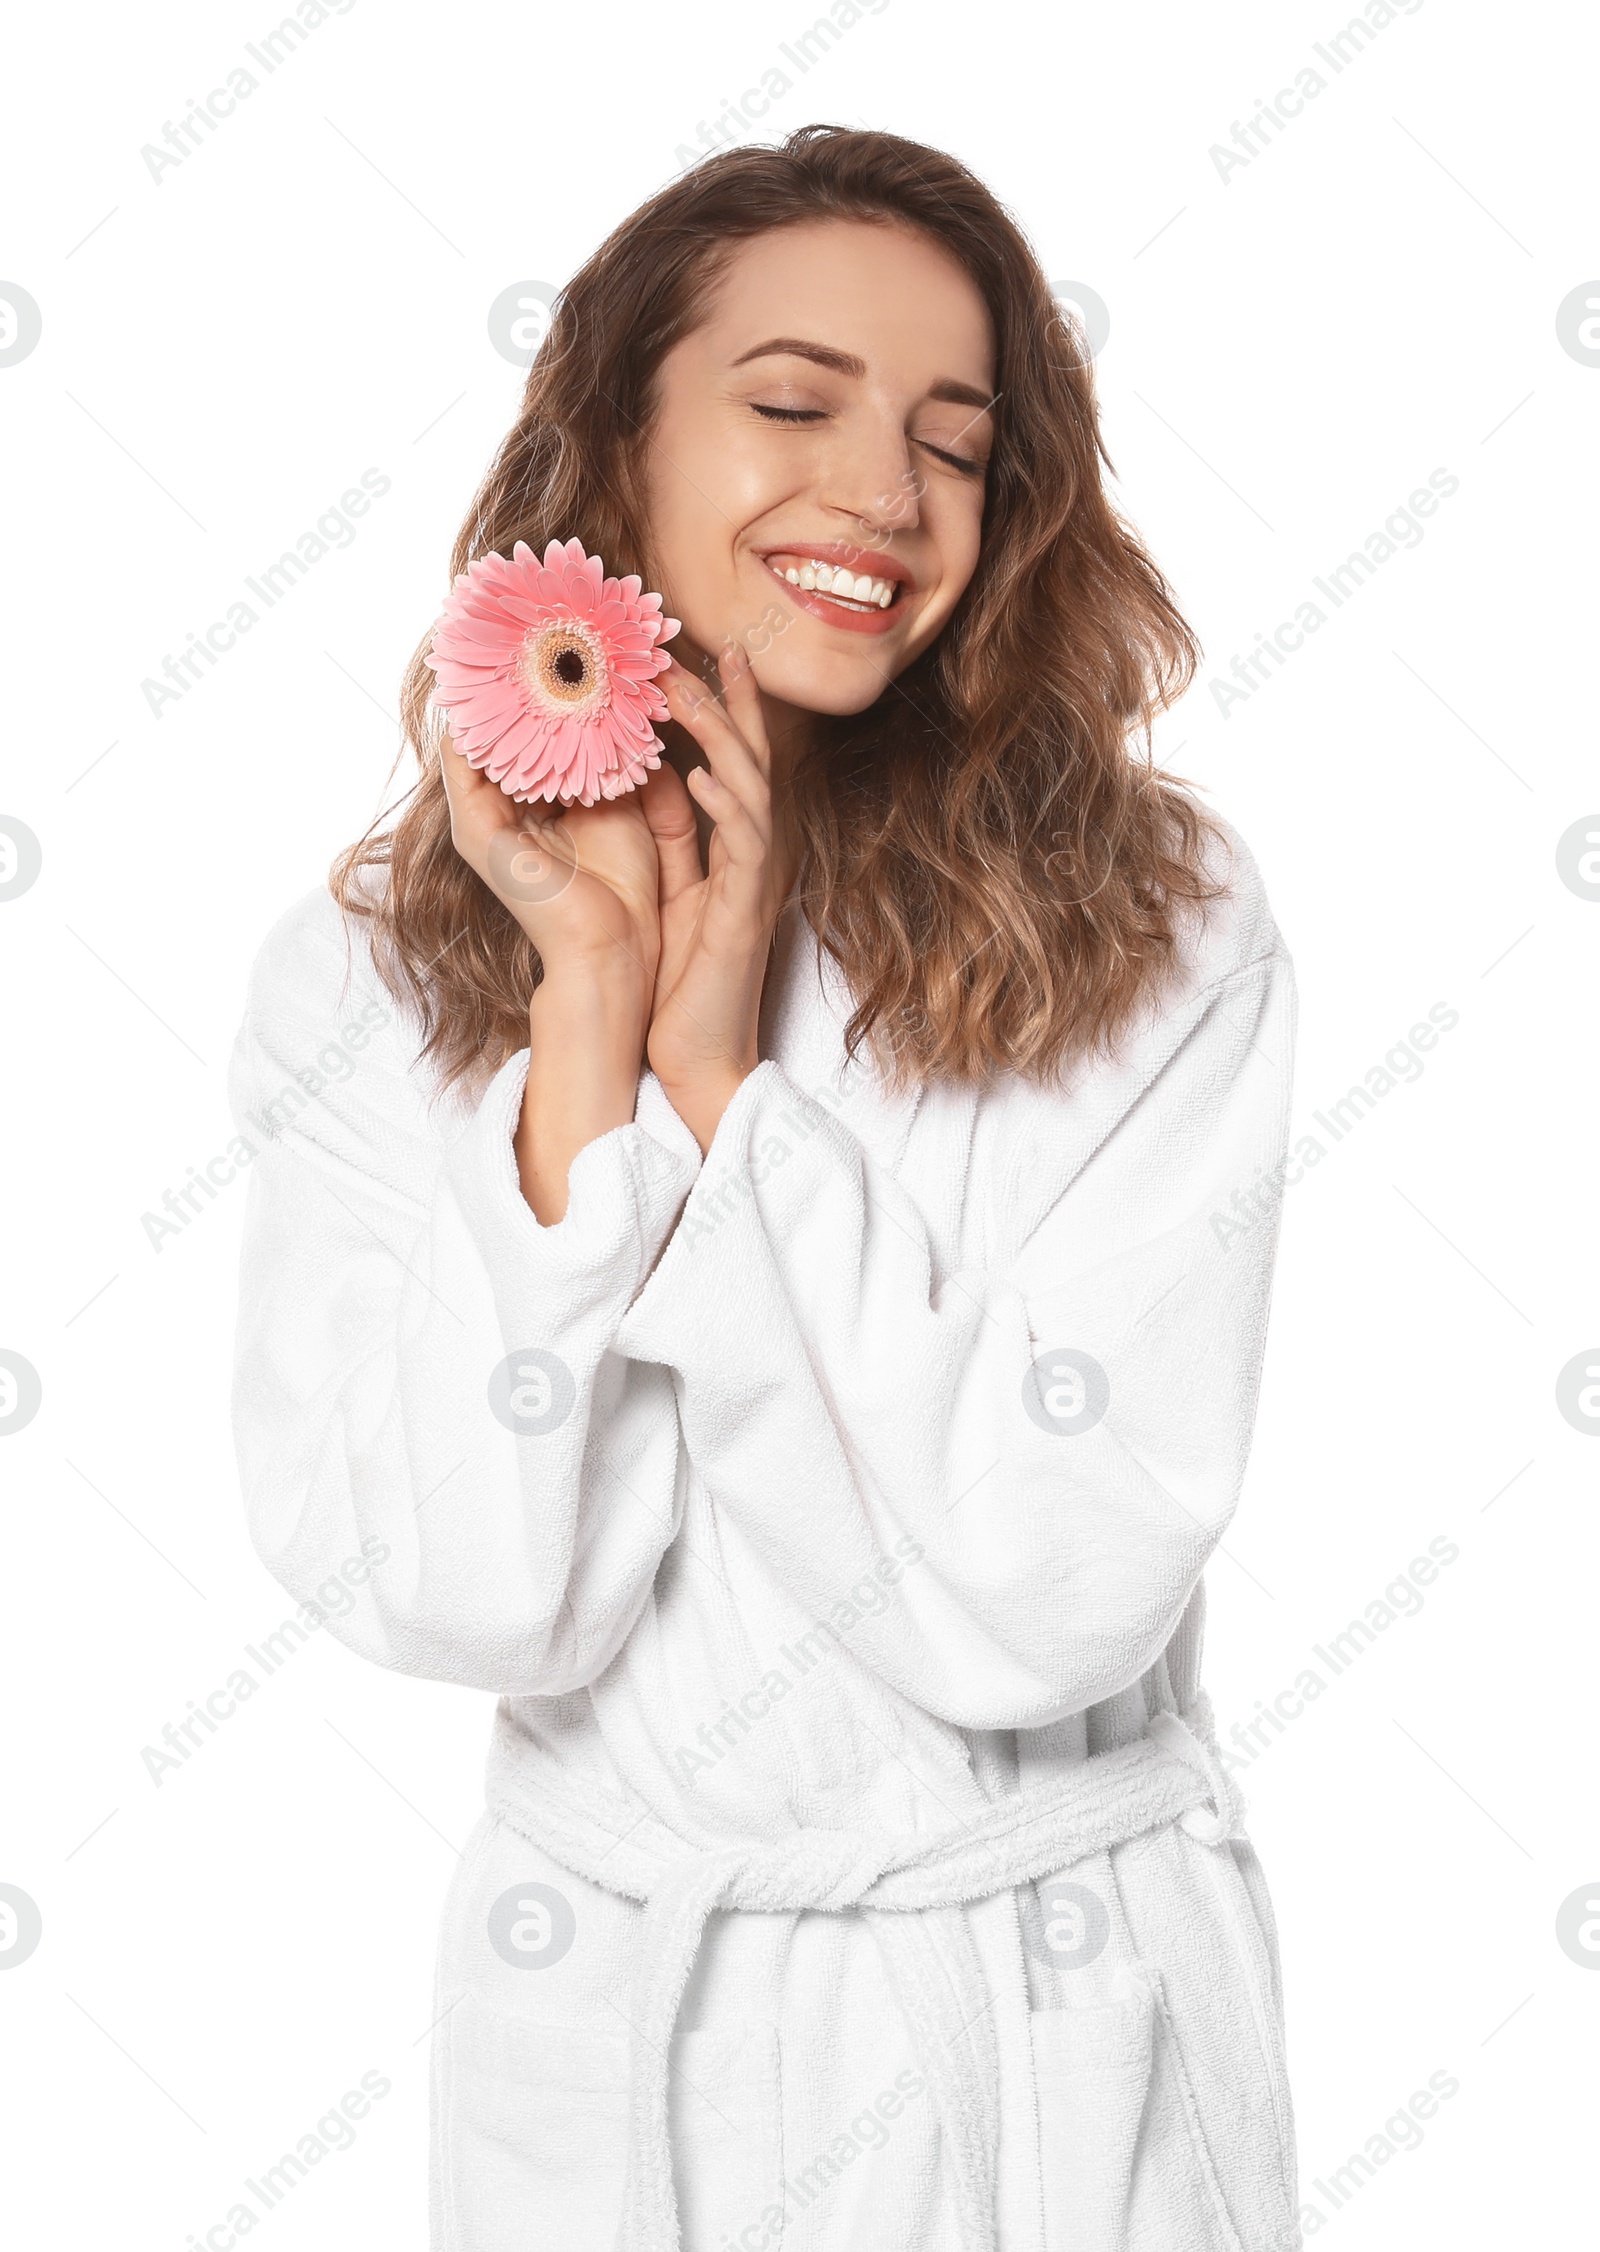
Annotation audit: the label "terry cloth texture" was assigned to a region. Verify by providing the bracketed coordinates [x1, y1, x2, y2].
[229, 818, 1301, 2252]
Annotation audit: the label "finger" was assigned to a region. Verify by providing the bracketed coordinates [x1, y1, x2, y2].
[685, 761, 765, 871]
[438, 728, 497, 842]
[687, 775, 772, 936]
[661, 665, 770, 837]
[638, 760, 703, 905]
[442, 728, 564, 842]
[716, 639, 771, 775]
[439, 728, 513, 827]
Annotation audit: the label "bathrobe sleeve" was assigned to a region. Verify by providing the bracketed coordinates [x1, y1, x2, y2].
[227, 886, 699, 1694]
[615, 919, 1297, 1732]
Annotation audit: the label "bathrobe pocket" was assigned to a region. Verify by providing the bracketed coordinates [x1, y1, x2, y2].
[673, 2020, 785, 2248]
[1032, 1972, 1246, 2252]
[438, 1997, 629, 2250]
[1032, 1988, 1151, 2249]
[437, 1992, 783, 2252]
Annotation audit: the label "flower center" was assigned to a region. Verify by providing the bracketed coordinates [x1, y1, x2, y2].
[520, 621, 608, 714]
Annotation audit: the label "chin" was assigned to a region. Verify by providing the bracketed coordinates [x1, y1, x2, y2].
[752, 648, 904, 716]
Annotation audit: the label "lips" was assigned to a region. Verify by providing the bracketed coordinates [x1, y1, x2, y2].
[755, 541, 913, 635]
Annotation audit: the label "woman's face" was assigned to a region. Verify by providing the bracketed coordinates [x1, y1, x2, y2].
[642, 218, 996, 725]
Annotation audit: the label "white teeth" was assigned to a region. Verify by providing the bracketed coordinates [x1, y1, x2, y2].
[767, 556, 902, 610]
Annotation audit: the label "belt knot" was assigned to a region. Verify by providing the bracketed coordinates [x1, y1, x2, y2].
[719, 1825, 894, 1915]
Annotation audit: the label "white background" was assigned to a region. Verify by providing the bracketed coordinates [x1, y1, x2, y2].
[1, 1, 1593, 2244]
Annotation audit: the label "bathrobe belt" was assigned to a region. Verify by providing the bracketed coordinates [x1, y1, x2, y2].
[485, 1696, 1242, 2252]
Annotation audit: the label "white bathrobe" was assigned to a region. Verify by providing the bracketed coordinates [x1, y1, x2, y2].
[228, 815, 1301, 2252]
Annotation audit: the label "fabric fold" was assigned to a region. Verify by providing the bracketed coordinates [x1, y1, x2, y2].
[229, 825, 1301, 2248]
[227, 885, 701, 1694]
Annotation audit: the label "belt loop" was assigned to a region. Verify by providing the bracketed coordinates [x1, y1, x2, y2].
[1146, 1707, 1240, 1845]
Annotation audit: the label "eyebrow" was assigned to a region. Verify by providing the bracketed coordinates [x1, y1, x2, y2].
[728, 336, 996, 413]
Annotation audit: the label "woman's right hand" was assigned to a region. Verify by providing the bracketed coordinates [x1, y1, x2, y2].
[439, 732, 703, 1223]
[439, 731, 664, 997]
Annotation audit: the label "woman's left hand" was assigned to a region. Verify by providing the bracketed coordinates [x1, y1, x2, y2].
[644, 641, 789, 1153]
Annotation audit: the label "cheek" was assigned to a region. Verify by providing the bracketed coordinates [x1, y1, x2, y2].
[919, 488, 986, 618]
[694, 431, 800, 555]
[947, 487, 988, 577]
[652, 404, 783, 531]
[644, 431, 716, 557]
[646, 421, 769, 590]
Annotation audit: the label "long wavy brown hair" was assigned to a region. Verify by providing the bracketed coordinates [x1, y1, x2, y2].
[332, 124, 1224, 1099]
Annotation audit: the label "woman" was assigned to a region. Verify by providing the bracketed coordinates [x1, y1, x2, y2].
[230, 125, 1300, 2252]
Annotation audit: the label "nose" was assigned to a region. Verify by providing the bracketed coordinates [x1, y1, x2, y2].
[818, 404, 923, 553]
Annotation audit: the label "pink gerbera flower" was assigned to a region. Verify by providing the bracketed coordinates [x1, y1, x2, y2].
[423, 537, 681, 807]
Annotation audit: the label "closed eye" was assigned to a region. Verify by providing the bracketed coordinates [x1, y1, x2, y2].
[915, 437, 986, 479]
[750, 400, 985, 477]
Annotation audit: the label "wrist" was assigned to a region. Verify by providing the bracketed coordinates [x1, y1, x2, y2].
[533, 942, 653, 994]
[653, 1062, 751, 1156]
[532, 959, 650, 1041]
[516, 978, 648, 1224]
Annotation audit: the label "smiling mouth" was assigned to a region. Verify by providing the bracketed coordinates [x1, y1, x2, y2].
[762, 553, 905, 614]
